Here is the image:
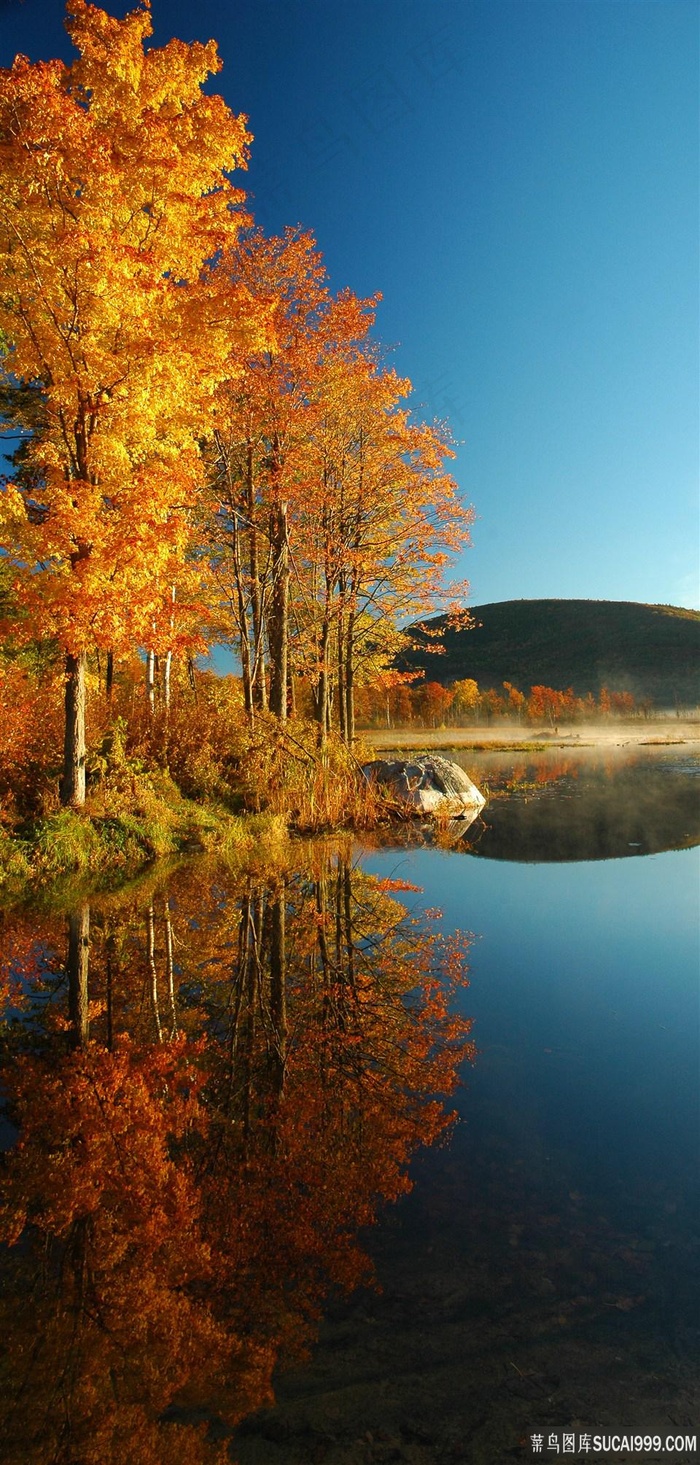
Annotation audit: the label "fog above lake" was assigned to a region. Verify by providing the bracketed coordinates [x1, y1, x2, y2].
[366, 717, 699, 753]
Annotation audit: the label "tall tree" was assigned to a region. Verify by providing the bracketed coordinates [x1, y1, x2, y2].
[294, 346, 474, 744]
[207, 229, 374, 724]
[0, 0, 257, 803]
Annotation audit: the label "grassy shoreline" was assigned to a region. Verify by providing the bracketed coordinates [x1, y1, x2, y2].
[0, 774, 290, 902]
[0, 719, 375, 900]
[3, 718, 697, 901]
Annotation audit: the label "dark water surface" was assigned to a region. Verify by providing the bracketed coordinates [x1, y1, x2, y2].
[0, 749, 698, 1464]
[234, 750, 700, 1465]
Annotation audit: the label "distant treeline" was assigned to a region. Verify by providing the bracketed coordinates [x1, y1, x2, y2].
[355, 677, 673, 730]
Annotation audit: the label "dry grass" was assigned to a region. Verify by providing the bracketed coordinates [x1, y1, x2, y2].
[229, 716, 382, 831]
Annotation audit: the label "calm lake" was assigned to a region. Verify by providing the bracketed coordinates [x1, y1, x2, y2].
[1, 746, 698, 1464]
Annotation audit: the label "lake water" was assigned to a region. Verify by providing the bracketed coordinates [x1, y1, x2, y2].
[0, 747, 698, 1464]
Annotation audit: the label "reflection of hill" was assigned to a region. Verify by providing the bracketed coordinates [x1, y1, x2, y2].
[464, 766, 700, 862]
[0, 849, 473, 1464]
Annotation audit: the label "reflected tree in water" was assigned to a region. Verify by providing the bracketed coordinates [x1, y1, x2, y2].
[0, 849, 473, 1463]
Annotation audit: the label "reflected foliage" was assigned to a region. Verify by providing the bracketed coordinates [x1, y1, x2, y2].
[460, 753, 700, 862]
[0, 847, 473, 1463]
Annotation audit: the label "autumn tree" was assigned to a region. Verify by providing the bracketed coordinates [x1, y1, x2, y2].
[502, 680, 526, 721]
[451, 676, 480, 723]
[205, 229, 378, 730]
[354, 667, 419, 728]
[416, 679, 454, 727]
[206, 229, 473, 744]
[0, 0, 259, 804]
[473, 687, 500, 723]
[527, 684, 577, 726]
[204, 229, 340, 722]
[293, 347, 474, 744]
[609, 690, 636, 715]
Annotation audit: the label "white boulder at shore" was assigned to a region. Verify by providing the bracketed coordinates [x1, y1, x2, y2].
[361, 754, 486, 817]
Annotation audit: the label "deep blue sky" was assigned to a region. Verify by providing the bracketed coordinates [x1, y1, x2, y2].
[2, 0, 698, 610]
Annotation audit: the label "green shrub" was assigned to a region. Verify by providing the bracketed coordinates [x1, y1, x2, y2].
[32, 809, 105, 877]
[0, 828, 32, 891]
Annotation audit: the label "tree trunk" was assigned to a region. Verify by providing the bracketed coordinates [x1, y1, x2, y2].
[106, 651, 114, 705]
[241, 635, 254, 722]
[164, 903, 178, 1039]
[316, 613, 331, 747]
[163, 651, 172, 713]
[268, 501, 289, 721]
[237, 562, 254, 722]
[345, 609, 356, 745]
[247, 445, 268, 712]
[61, 652, 87, 808]
[236, 521, 255, 722]
[343, 861, 355, 988]
[164, 586, 175, 716]
[337, 606, 347, 743]
[146, 650, 156, 716]
[147, 902, 162, 1043]
[67, 903, 90, 1049]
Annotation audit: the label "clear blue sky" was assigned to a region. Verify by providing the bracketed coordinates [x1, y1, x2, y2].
[2, 0, 698, 610]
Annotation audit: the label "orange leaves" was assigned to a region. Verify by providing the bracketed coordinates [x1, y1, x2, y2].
[0, 656, 65, 817]
[527, 684, 580, 725]
[373, 876, 423, 894]
[65, 0, 250, 195]
[0, 1, 259, 664]
[417, 680, 455, 726]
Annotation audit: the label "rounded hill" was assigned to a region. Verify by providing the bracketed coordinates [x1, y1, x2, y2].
[402, 599, 700, 707]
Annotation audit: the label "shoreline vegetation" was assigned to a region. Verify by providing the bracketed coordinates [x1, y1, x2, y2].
[0, 694, 378, 897]
[2, 658, 697, 900]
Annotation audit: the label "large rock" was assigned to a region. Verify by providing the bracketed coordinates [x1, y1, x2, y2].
[362, 754, 486, 817]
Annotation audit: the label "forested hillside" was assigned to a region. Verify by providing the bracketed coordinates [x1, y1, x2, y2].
[402, 600, 700, 707]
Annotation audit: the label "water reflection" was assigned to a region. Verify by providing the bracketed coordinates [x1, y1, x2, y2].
[456, 750, 700, 861]
[0, 849, 473, 1464]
